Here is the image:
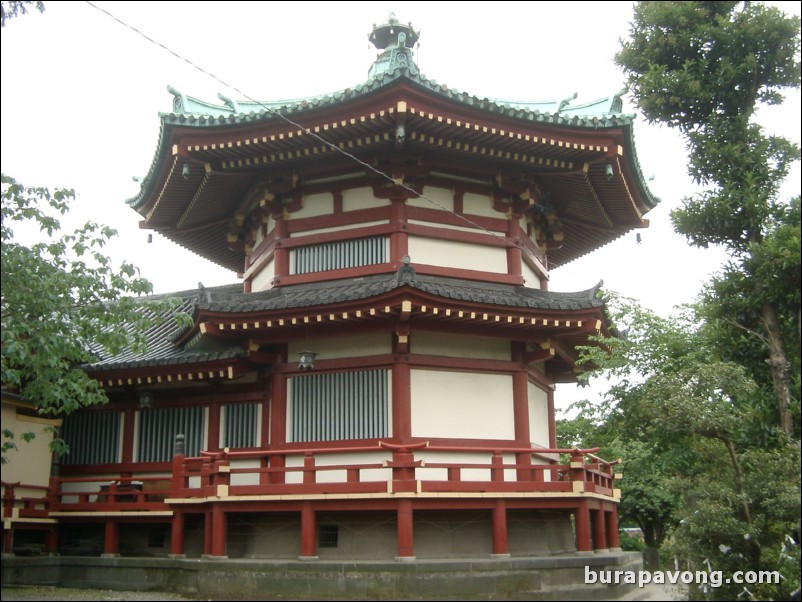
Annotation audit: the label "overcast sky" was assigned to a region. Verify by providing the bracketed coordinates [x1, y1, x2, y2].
[2, 1, 799, 408]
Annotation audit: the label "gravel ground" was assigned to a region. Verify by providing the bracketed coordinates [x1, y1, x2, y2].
[0, 585, 200, 601]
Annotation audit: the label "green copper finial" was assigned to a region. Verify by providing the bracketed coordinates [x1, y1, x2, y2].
[368, 13, 420, 78]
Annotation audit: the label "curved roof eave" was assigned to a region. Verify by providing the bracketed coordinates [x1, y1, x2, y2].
[126, 68, 648, 214]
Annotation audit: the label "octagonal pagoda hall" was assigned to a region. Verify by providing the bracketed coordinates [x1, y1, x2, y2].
[3, 16, 655, 594]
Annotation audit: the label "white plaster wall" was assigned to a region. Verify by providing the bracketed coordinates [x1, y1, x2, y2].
[290, 220, 387, 237]
[521, 262, 542, 290]
[410, 370, 515, 440]
[229, 458, 261, 486]
[1, 405, 58, 488]
[412, 332, 510, 360]
[463, 192, 500, 218]
[415, 451, 516, 482]
[251, 258, 275, 291]
[343, 187, 389, 212]
[288, 333, 391, 360]
[305, 451, 393, 483]
[408, 186, 454, 212]
[527, 381, 551, 448]
[292, 192, 333, 219]
[407, 237, 507, 273]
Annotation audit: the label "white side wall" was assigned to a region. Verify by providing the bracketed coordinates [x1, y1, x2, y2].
[410, 369, 515, 440]
[343, 187, 389, 212]
[1, 402, 57, 488]
[416, 451, 516, 482]
[463, 192, 501, 218]
[412, 332, 510, 360]
[251, 258, 275, 291]
[527, 381, 550, 448]
[521, 261, 542, 290]
[288, 333, 391, 360]
[408, 186, 454, 212]
[292, 192, 334, 219]
[407, 237, 507, 273]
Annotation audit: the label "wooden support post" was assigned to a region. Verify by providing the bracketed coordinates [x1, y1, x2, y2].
[203, 511, 213, 556]
[102, 520, 119, 557]
[209, 504, 227, 558]
[575, 500, 592, 553]
[3, 525, 13, 555]
[593, 508, 608, 551]
[303, 453, 316, 485]
[270, 374, 287, 485]
[300, 501, 317, 559]
[606, 507, 620, 550]
[45, 527, 58, 555]
[392, 362, 411, 442]
[396, 499, 414, 559]
[390, 198, 409, 262]
[169, 511, 185, 557]
[491, 499, 509, 556]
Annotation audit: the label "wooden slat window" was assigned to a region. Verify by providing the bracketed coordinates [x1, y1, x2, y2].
[60, 411, 121, 465]
[222, 403, 259, 448]
[292, 236, 386, 274]
[289, 370, 389, 442]
[136, 406, 204, 462]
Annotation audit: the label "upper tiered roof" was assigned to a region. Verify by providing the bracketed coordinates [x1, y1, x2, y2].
[128, 15, 657, 273]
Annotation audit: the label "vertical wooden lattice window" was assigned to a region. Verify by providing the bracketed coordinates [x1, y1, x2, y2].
[136, 406, 204, 462]
[289, 369, 388, 442]
[222, 403, 259, 448]
[60, 411, 121, 465]
[292, 237, 387, 274]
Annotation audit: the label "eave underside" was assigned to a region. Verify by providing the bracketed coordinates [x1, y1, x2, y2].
[135, 83, 653, 272]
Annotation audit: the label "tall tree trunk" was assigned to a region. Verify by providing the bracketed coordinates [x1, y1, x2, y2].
[762, 301, 793, 435]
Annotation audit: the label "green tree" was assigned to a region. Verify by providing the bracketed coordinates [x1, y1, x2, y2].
[577, 296, 801, 599]
[1, 174, 183, 461]
[0, 0, 44, 27]
[617, 0, 801, 436]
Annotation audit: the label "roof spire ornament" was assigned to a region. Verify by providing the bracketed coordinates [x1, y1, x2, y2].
[368, 13, 420, 78]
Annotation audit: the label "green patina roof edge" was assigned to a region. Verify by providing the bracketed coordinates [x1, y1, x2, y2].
[127, 67, 654, 212]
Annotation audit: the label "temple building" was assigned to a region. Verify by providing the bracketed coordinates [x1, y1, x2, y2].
[3, 15, 656, 566]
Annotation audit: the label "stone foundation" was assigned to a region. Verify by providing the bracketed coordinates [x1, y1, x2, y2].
[2, 551, 643, 600]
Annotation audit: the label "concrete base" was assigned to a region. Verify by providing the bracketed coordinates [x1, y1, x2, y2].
[1, 551, 644, 600]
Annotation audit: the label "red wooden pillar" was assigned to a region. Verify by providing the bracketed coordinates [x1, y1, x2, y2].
[300, 501, 317, 559]
[575, 500, 592, 553]
[207, 402, 221, 451]
[392, 362, 411, 443]
[121, 406, 136, 465]
[592, 508, 608, 551]
[209, 504, 227, 558]
[169, 510, 185, 557]
[390, 198, 409, 262]
[45, 527, 58, 555]
[396, 499, 414, 559]
[491, 499, 509, 556]
[273, 218, 289, 279]
[506, 215, 523, 282]
[606, 507, 620, 549]
[547, 388, 556, 448]
[3, 526, 13, 555]
[269, 373, 287, 484]
[511, 345, 533, 482]
[103, 520, 119, 556]
[203, 511, 213, 556]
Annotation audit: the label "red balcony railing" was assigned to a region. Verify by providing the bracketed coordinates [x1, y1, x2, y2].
[26, 443, 617, 514]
